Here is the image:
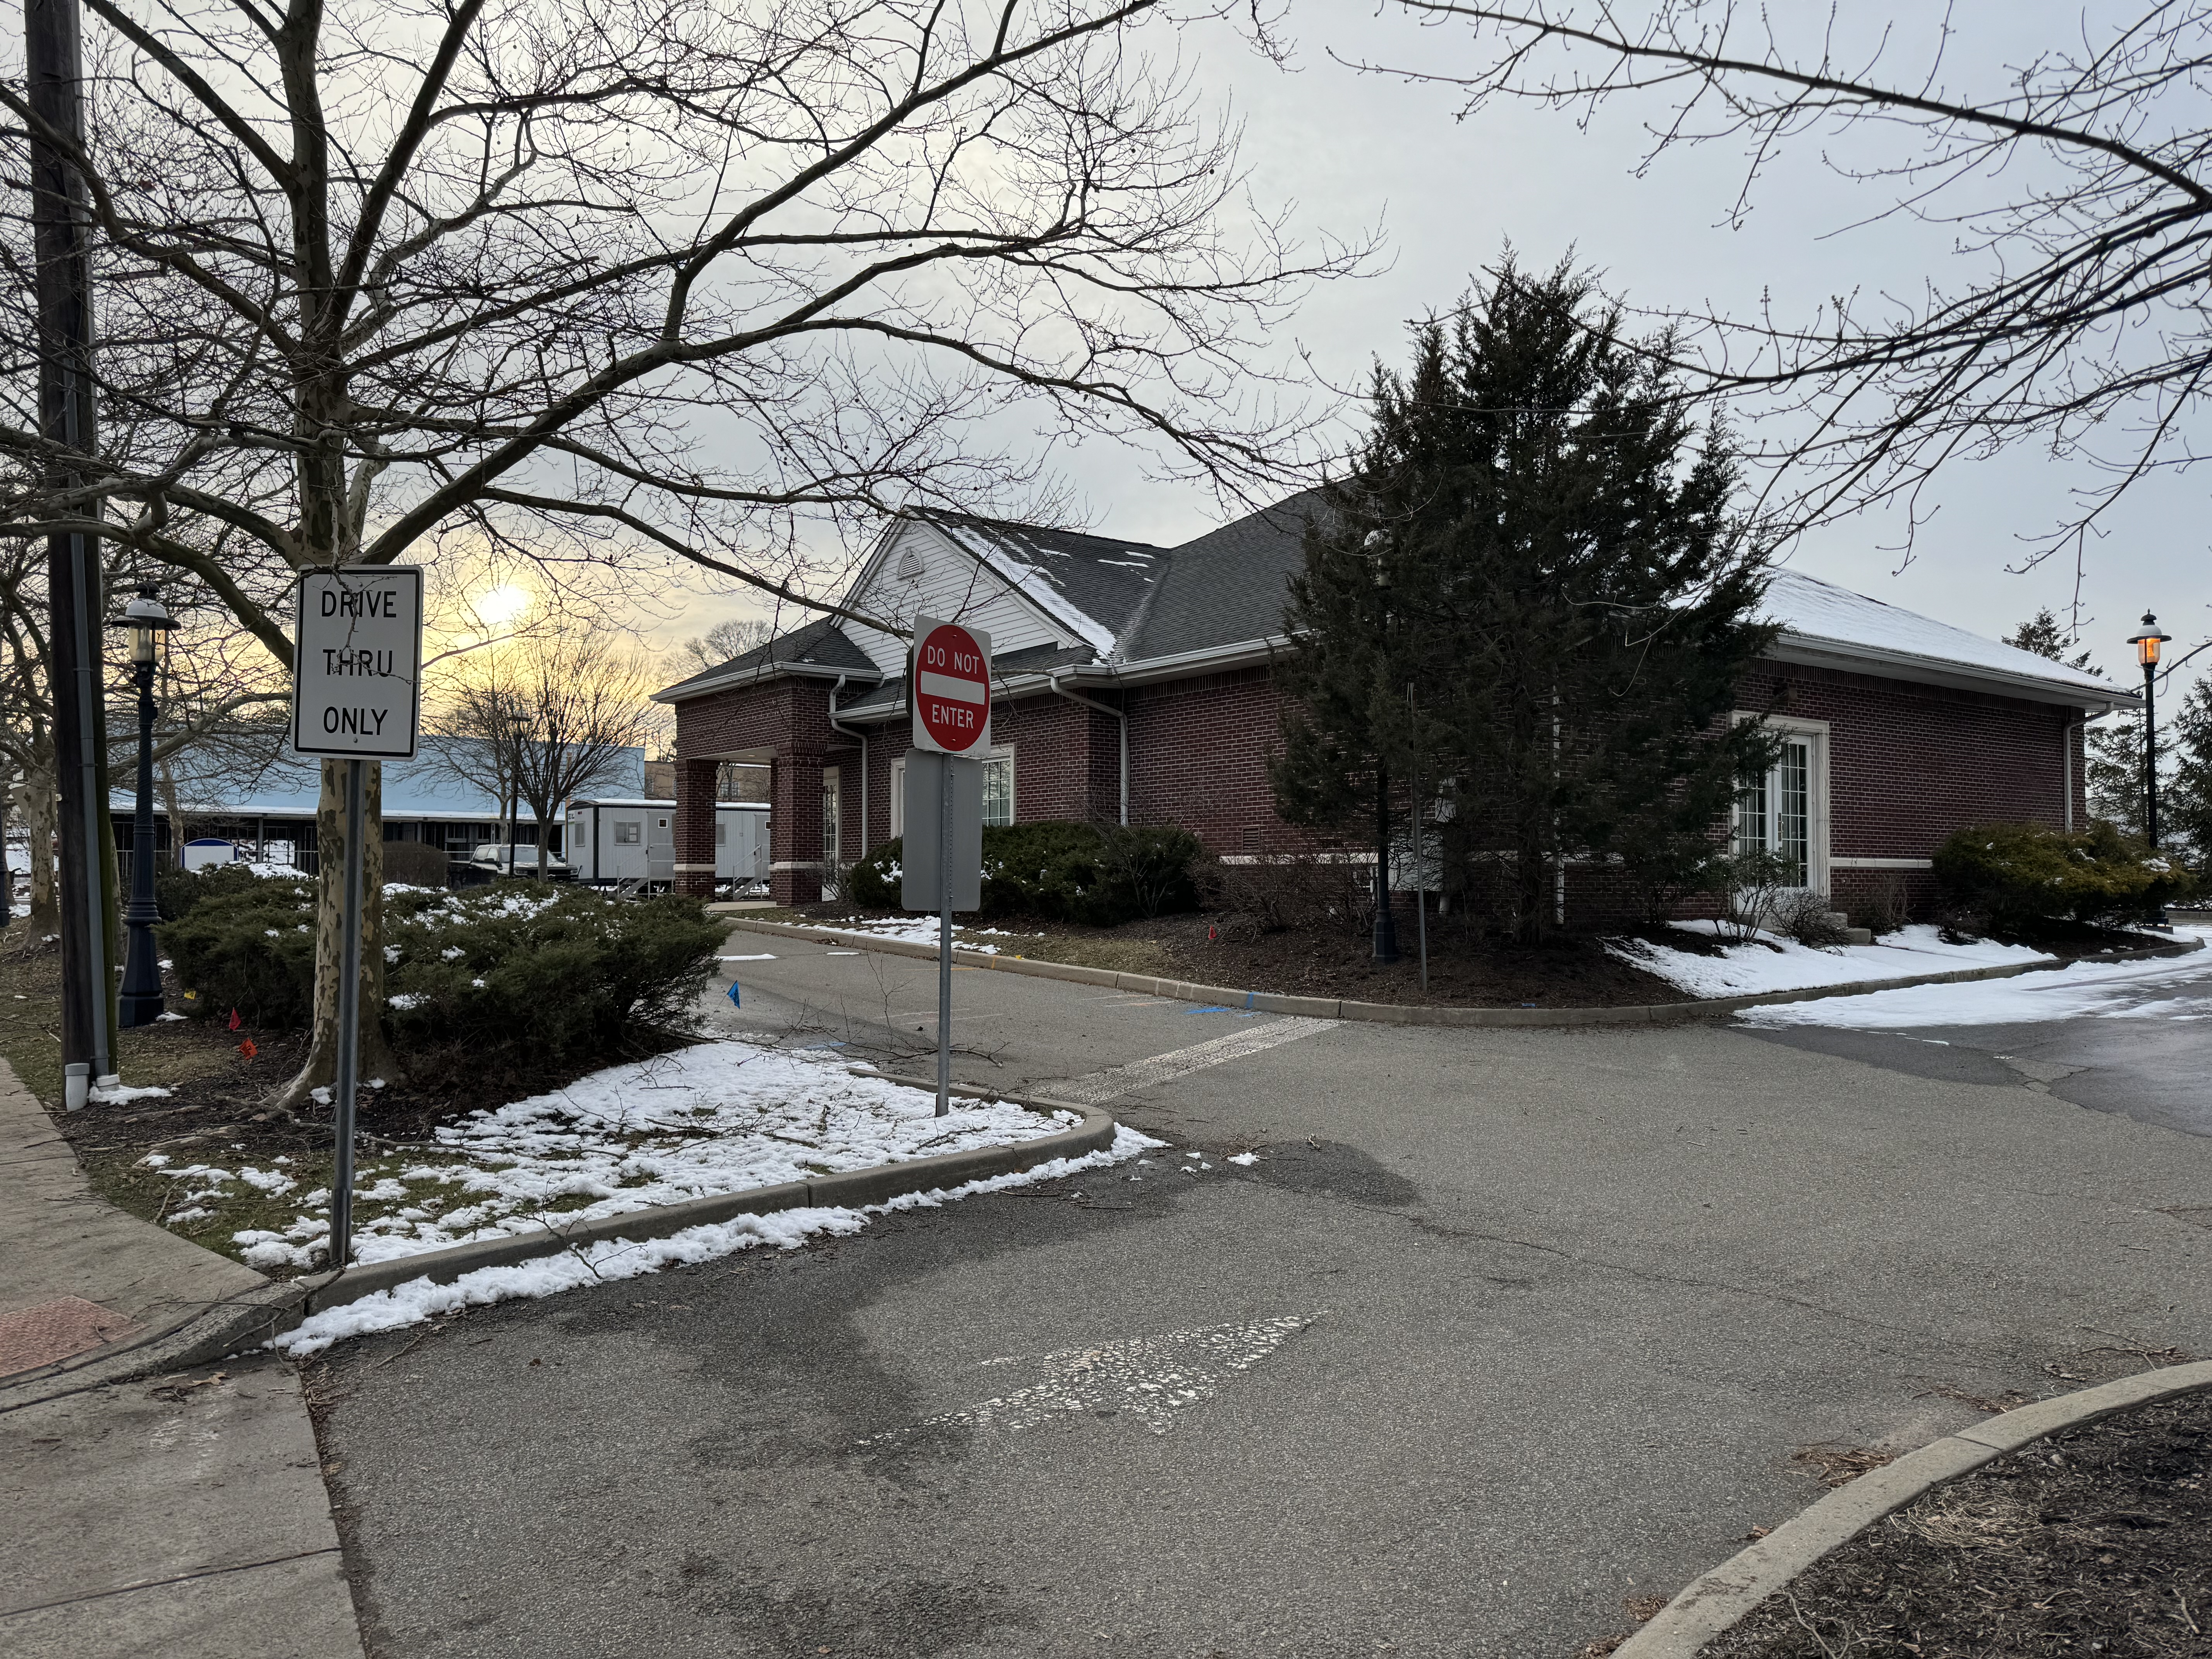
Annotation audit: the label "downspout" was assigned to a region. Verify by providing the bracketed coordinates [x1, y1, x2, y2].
[2064, 714, 2085, 831]
[1049, 671, 1128, 825]
[825, 674, 867, 856]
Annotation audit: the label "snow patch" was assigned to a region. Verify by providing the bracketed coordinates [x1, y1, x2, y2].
[1609, 923, 2049, 999]
[274, 1125, 1159, 1356]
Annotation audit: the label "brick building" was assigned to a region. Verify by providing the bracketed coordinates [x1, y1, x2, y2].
[654, 496, 2134, 919]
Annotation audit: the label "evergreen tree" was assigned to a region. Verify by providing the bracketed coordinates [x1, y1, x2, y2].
[1274, 257, 1778, 943]
[2004, 610, 2142, 837]
[2005, 610, 2097, 676]
[2165, 677, 2212, 866]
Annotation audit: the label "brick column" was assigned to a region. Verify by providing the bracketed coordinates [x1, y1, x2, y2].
[673, 757, 720, 897]
[769, 749, 824, 907]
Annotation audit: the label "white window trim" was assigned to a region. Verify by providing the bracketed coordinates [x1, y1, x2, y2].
[891, 747, 1013, 836]
[1733, 712, 1831, 895]
[982, 745, 1015, 828]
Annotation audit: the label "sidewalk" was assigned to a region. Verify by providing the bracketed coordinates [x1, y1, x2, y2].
[0, 1060, 364, 1658]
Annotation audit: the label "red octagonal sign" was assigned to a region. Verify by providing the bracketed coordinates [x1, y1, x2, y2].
[912, 616, 992, 755]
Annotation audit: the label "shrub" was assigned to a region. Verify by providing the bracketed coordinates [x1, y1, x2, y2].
[847, 841, 902, 910]
[380, 888, 724, 1074]
[159, 869, 320, 1024]
[1771, 888, 1851, 948]
[1210, 852, 1373, 936]
[842, 820, 1204, 926]
[1934, 820, 2193, 931]
[160, 881, 725, 1084]
[381, 840, 450, 887]
[1704, 848, 1800, 944]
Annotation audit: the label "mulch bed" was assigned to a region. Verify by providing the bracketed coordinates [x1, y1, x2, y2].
[785, 902, 1693, 1008]
[1124, 910, 1692, 1007]
[1693, 1386, 2212, 1659]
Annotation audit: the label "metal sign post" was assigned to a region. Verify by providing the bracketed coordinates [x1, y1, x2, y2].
[903, 616, 991, 1116]
[290, 567, 422, 1270]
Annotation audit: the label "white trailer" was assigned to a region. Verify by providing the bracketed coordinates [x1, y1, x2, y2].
[564, 799, 768, 891]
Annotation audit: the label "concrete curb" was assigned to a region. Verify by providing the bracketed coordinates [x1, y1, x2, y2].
[1614, 1359, 2212, 1658]
[717, 917, 2204, 1028]
[185, 1083, 1113, 1350]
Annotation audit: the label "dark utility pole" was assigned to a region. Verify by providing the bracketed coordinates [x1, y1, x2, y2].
[27, 0, 116, 1089]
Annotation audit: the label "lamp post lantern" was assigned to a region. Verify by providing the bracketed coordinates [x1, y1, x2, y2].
[110, 586, 175, 1027]
[2127, 613, 2173, 850]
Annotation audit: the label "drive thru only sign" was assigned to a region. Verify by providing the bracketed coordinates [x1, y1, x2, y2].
[911, 615, 991, 754]
[291, 567, 423, 759]
[289, 564, 424, 1273]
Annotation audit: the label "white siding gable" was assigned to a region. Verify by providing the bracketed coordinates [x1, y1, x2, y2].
[842, 520, 1087, 674]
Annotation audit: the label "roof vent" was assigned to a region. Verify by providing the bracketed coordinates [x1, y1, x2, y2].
[896, 545, 925, 581]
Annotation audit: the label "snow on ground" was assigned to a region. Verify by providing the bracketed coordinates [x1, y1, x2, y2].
[1738, 928, 2212, 1030]
[274, 1123, 1157, 1358]
[133, 1038, 1150, 1351]
[1607, 922, 2051, 999]
[819, 917, 1038, 954]
[136, 1039, 1086, 1276]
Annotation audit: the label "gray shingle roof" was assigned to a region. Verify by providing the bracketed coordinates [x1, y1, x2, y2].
[655, 615, 880, 701]
[1123, 490, 1320, 660]
[919, 511, 1169, 648]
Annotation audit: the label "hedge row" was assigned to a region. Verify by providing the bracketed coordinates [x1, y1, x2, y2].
[159, 869, 724, 1082]
[847, 820, 1202, 925]
[1932, 820, 2192, 931]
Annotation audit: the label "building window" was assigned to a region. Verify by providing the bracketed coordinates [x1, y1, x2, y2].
[890, 749, 1013, 832]
[714, 823, 726, 845]
[982, 750, 1014, 827]
[1733, 722, 1825, 889]
[613, 821, 641, 845]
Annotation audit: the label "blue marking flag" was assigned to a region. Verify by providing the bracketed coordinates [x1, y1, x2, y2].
[726, 979, 742, 1009]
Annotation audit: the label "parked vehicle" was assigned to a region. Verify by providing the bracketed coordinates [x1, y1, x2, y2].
[458, 843, 574, 883]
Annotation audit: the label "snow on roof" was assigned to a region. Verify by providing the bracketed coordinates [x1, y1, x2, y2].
[1761, 570, 2118, 699]
[931, 519, 1121, 656]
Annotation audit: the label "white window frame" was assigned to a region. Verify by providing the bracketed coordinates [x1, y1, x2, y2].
[1732, 713, 1831, 895]
[890, 747, 1014, 835]
[981, 745, 1015, 828]
[613, 820, 642, 845]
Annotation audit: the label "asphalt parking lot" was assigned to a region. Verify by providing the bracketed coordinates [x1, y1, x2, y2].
[317, 936, 2212, 1658]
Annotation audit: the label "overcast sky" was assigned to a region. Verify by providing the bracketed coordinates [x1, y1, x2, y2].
[678, 1, 2210, 700]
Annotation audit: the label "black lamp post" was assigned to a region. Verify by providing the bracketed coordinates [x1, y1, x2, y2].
[110, 586, 175, 1027]
[2127, 612, 2173, 849]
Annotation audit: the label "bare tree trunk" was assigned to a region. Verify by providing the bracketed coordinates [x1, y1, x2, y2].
[279, 757, 396, 1105]
[20, 759, 60, 936]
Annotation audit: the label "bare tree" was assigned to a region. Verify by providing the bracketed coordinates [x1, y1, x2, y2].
[1357, 3, 2212, 595]
[433, 625, 661, 878]
[679, 618, 777, 677]
[0, 0, 1365, 1099]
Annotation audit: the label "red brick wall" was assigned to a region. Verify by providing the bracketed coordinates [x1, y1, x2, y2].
[1743, 663, 2086, 917]
[672, 678, 835, 900]
[1126, 666, 1298, 855]
[673, 654, 2100, 924]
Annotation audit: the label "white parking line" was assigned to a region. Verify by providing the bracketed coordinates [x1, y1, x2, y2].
[1050, 1017, 1337, 1106]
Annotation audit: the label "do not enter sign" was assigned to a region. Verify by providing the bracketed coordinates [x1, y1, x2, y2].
[911, 615, 992, 754]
